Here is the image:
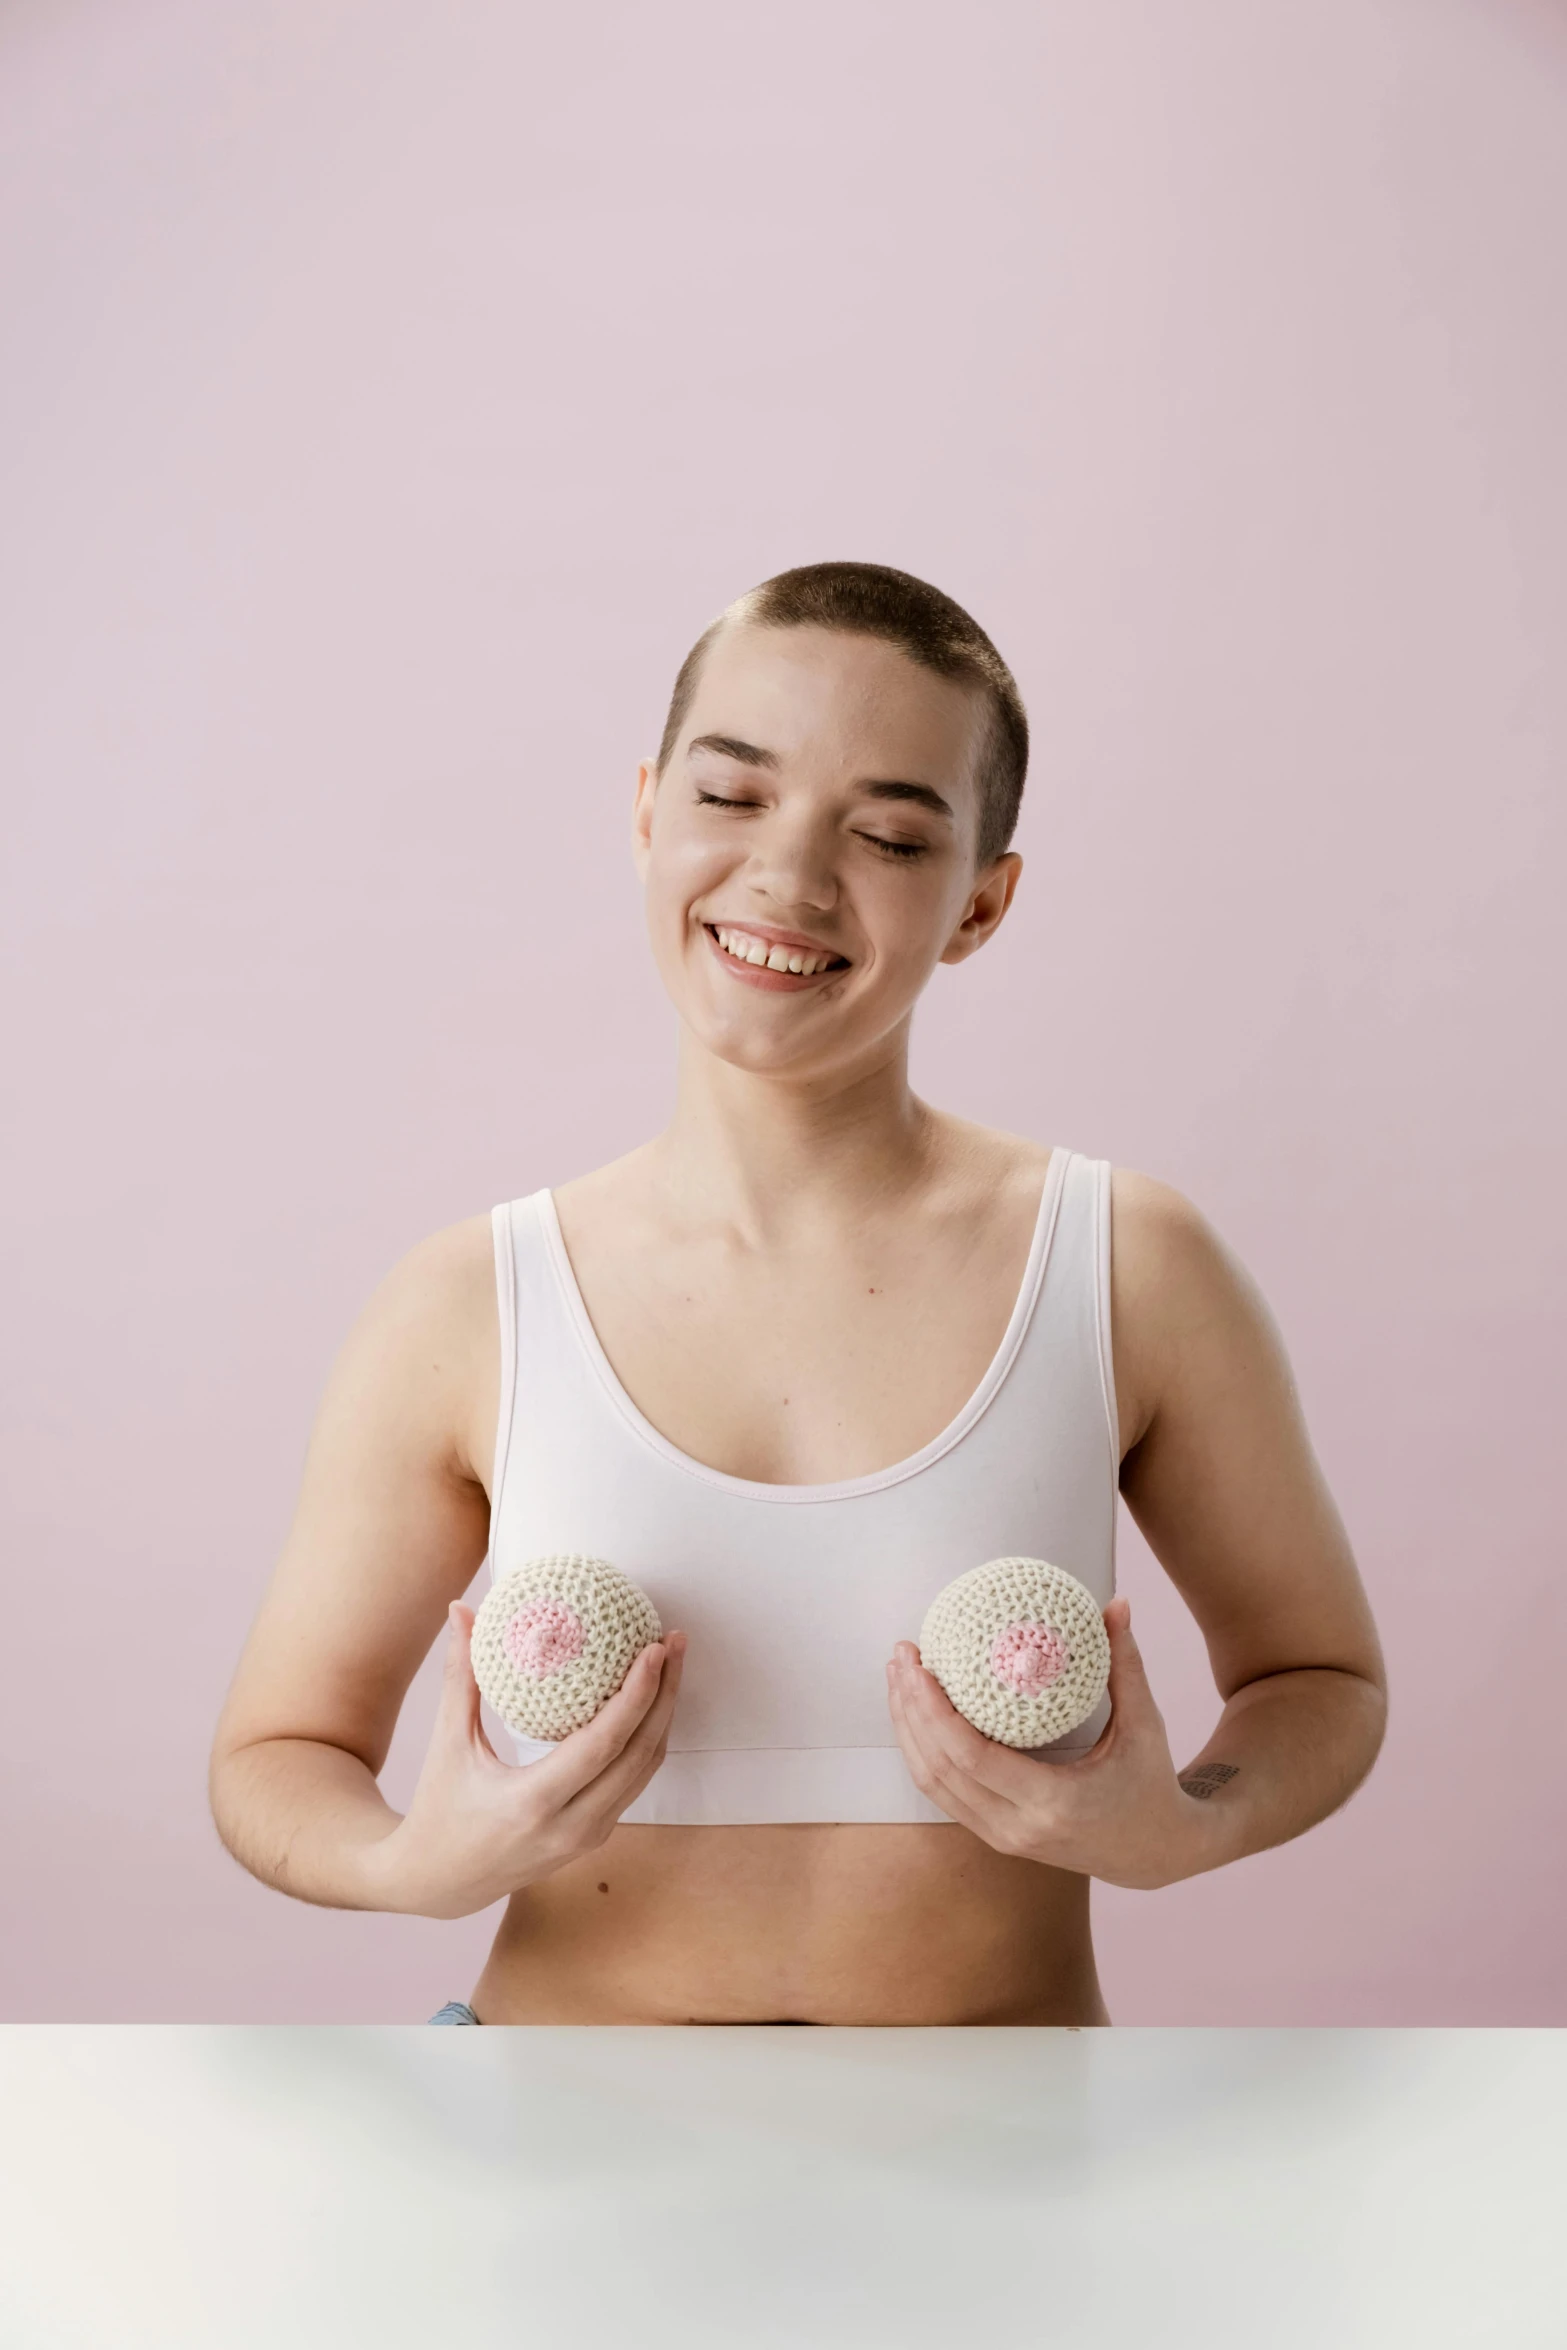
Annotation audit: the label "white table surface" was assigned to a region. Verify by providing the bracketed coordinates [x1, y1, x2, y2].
[1, 2027, 1562, 2348]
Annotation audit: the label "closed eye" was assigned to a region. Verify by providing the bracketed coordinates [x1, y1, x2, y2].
[697, 789, 928, 860]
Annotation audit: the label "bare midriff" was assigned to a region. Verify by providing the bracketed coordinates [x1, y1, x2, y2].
[468, 1823, 1109, 2025]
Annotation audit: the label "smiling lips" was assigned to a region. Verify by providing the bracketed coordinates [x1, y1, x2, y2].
[704, 922, 849, 992]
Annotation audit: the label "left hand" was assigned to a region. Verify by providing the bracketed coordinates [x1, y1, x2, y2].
[886, 1597, 1216, 1889]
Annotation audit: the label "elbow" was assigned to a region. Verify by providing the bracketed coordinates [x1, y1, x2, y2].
[1347, 1631, 1390, 1753]
[1358, 1666, 1389, 1775]
[205, 1741, 255, 1871]
[205, 1733, 292, 1886]
[1328, 1665, 1388, 1812]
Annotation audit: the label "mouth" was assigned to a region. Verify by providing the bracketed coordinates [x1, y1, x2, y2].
[702, 922, 851, 993]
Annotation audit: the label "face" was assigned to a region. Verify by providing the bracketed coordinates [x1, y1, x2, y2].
[631, 624, 1022, 1083]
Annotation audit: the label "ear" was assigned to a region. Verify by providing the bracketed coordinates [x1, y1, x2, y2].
[631, 759, 658, 880]
[938, 851, 1023, 965]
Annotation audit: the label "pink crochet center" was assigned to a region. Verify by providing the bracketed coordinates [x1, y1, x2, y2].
[990, 1619, 1071, 1699]
[504, 1598, 585, 1678]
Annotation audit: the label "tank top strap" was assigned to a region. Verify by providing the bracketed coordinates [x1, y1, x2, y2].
[487, 1189, 580, 1517]
[1015, 1149, 1118, 1480]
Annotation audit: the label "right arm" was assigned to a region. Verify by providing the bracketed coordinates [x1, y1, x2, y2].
[207, 1217, 685, 1919]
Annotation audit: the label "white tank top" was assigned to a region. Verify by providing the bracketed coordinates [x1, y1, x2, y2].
[485, 1148, 1119, 1824]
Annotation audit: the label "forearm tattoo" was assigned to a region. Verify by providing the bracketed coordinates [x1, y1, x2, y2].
[1179, 1762, 1240, 1800]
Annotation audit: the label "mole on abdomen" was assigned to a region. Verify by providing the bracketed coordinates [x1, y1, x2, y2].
[597, 1881, 609, 1894]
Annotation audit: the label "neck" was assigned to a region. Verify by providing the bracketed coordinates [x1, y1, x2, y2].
[644, 1023, 948, 1242]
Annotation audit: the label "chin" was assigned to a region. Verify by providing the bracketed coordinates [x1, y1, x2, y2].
[687, 1013, 826, 1076]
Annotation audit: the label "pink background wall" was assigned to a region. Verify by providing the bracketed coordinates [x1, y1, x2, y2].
[3, 0, 1563, 2023]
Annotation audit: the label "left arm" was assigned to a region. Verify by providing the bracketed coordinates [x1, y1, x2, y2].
[886, 1171, 1387, 1888]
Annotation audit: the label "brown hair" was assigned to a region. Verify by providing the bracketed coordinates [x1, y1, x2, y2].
[655, 561, 1028, 867]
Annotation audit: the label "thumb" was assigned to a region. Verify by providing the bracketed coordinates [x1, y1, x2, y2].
[436, 1602, 485, 1744]
[1102, 1596, 1161, 1733]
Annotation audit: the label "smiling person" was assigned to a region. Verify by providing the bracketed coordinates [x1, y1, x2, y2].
[208, 561, 1387, 2025]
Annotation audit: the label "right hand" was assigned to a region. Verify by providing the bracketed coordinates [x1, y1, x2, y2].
[371, 1603, 688, 1919]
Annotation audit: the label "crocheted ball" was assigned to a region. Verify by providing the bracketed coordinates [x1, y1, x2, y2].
[470, 1555, 662, 1741]
[919, 1557, 1111, 1749]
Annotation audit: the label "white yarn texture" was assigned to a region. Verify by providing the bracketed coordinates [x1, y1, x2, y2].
[471, 1555, 662, 1741]
[919, 1557, 1111, 1749]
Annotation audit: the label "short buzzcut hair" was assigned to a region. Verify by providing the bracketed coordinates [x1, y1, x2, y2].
[655, 561, 1028, 868]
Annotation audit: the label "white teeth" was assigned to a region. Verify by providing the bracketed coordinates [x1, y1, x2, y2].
[713, 925, 839, 977]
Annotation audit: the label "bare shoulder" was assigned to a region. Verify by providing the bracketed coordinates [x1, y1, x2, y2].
[318, 1210, 500, 1489]
[354, 1211, 495, 1344]
[1109, 1168, 1286, 1455]
[1111, 1164, 1235, 1275]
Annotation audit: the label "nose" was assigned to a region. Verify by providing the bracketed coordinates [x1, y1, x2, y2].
[742, 804, 839, 915]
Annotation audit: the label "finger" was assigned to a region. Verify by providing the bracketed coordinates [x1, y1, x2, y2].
[530, 1642, 668, 1802]
[1101, 1597, 1162, 1738]
[536, 1633, 683, 1807]
[890, 1647, 1036, 1811]
[437, 1604, 484, 1740]
[559, 1633, 690, 1824]
[595, 1630, 689, 1789]
[887, 1662, 1022, 1843]
[596, 1659, 687, 1811]
[604, 1632, 688, 1781]
[437, 1602, 507, 1764]
[889, 1698, 1009, 1842]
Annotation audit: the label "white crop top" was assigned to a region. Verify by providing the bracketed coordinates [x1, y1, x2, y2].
[485, 1148, 1119, 1824]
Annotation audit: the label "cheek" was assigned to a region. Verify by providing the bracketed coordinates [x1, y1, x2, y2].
[643, 828, 729, 933]
[858, 870, 960, 985]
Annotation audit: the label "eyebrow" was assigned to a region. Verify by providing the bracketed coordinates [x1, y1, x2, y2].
[859, 779, 955, 823]
[687, 733, 779, 769]
[687, 734, 955, 823]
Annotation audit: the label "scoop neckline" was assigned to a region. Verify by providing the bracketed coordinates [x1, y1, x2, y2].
[533, 1149, 1069, 1506]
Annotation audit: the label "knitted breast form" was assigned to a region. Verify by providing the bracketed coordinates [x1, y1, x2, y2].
[470, 1555, 662, 1741]
[919, 1557, 1111, 1749]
